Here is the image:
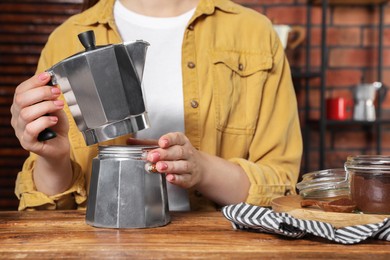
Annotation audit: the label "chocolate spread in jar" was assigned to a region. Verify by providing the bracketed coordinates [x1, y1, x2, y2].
[350, 172, 390, 214]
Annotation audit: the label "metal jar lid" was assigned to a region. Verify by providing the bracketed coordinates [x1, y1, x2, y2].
[345, 155, 390, 173]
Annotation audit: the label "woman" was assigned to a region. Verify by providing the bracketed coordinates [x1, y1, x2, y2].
[10, 0, 302, 211]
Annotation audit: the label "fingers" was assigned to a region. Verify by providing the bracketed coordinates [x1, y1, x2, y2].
[145, 132, 195, 173]
[147, 145, 191, 163]
[12, 72, 58, 117]
[11, 72, 65, 147]
[11, 72, 61, 132]
[19, 100, 64, 125]
[144, 165, 192, 189]
[22, 116, 59, 146]
[146, 159, 190, 175]
[13, 73, 51, 119]
[143, 132, 200, 188]
[14, 82, 60, 109]
[147, 133, 191, 162]
[166, 173, 192, 188]
[14, 99, 64, 139]
[15, 72, 52, 94]
[158, 132, 188, 148]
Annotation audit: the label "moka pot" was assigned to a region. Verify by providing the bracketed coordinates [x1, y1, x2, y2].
[38, 30, 150, 145]
[353, 82, 382, 121]
[86, 145, 171, 229]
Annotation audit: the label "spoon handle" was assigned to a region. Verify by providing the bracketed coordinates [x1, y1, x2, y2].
[300, 199, 322, 208]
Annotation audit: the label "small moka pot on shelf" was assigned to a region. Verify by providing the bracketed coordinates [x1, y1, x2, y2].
[41, 30, 170, 228]
[353, 82, 382, 121]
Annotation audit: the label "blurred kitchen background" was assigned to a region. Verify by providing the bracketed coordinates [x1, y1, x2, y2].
[1, 0, 389, 210]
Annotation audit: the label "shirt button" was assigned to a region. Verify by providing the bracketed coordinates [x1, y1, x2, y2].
[187, 62, 196, 69]
[238, 63, 244, 71]
[190, 100, 199, 108]
[188, 24, 194, 30]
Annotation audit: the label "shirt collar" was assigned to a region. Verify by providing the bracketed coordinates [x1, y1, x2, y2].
[197, 0, 240, 15]
[72, 0, 240, 27]
[73, 0, 116, 26]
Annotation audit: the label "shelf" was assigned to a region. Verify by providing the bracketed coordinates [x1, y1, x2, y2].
[308, 119, 390, 126]
[303, 0, 387, 171]
[311, 0, 389, 5]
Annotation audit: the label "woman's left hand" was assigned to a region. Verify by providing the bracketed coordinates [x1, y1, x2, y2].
[128, 132, 250, 205]
[144, 132, 205, 189]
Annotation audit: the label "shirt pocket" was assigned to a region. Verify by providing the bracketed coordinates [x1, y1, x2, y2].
[212, 50, 272, 134]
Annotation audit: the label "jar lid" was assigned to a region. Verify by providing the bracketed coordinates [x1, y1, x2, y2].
[345, 155, 390, 171]
[296, 168, 349, 199]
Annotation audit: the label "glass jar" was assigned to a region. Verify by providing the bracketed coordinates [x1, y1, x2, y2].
[296, 168, 350, 200]
[345, 155, 390, 214]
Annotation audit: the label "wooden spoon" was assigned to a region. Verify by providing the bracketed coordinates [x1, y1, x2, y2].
[300, 198, 357, 213]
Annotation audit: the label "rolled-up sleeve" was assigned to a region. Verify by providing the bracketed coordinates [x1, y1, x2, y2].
[15, 153, 87, 211]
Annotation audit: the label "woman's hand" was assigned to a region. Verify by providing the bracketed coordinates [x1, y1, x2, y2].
[129, 132, 250, 205]
[11, 72, 73, 195]
[130, 132, 204, 189]
[10, 72, 70, 159]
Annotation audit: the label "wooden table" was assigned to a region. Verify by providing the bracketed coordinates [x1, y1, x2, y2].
[0, 210, 389, 259]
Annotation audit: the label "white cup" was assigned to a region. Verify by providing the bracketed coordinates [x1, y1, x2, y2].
[273, 25, 305, 50]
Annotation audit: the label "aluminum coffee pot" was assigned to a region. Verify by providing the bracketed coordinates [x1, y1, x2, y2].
[38, 30, 150, 145]
[86, 145, 170, 229]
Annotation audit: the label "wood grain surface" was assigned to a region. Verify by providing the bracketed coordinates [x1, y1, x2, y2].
[0, 210, 389, 259]
[271, 195, 390, 228]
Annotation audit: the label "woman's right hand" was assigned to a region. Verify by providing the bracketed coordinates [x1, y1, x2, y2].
[10, 72, 70, 159]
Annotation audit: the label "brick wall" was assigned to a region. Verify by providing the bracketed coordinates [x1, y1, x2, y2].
[0, 0, 84, 210]
[235, 0, 390, 172]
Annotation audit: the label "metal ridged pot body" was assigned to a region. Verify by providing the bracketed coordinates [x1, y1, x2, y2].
[86, 145, 170, 228]
[48, 38, 150, 145]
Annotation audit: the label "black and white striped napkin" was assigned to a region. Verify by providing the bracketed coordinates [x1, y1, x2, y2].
[222, 203, 390, 244]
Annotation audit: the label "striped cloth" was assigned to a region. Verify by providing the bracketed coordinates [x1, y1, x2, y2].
[222, 203, 390, 244]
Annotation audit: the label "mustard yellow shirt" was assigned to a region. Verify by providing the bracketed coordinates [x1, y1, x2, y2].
[15, 0, 302, 211]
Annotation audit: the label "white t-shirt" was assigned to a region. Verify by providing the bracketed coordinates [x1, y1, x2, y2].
[114, 0, 195, 211]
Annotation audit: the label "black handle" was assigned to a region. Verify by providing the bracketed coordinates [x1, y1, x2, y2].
[38, 75, 57, 142]
[38, 128, 57, 142]
[78, 30, 96, 51]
